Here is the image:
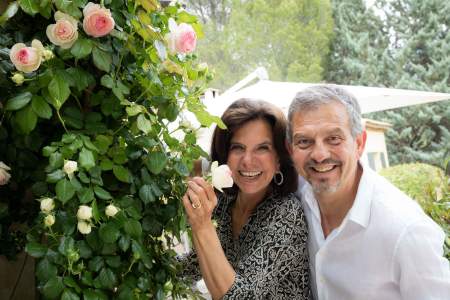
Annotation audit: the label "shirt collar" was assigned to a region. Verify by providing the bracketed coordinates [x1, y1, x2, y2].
[301, 162, 374, 229]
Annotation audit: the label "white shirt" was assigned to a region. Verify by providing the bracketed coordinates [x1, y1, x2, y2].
[297, 164, 450, 300]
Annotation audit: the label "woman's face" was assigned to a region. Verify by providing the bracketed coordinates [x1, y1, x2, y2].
[227, 119, 279, 199]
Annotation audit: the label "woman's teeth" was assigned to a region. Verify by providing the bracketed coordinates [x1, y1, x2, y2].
[239, 171, 262, 177]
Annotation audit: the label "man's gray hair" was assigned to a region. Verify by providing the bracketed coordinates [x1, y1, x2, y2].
[287, 84, 363, 142]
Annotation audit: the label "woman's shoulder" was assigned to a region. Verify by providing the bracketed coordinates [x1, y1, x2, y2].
[265, 192, 305, 221]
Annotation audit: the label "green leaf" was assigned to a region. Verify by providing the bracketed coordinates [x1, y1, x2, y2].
[66, 67, 95, 92]
[49, 152, 64, 169]
[5, 92, 32, 110]
[92, 47, 111, 72]
[94, 135, 113, 154]
[18, 0, 39, 16]
[83, 289, 108, 300]
[36, 258, 57, 282]
[78, 187, 94, 203]
[47, 169, 65, 183]
[100, 158, 113, 171]
[76, 240, 93, 259]
[42, 277, 64, 299]
[175, 161, 190, 177]
[113, 165, 131, 183]
[93, 186, 112, 200]
[91, 199, 100, 222]
[98, 268, 117, 290]
[61, 289, 80, 300]
[124, 220, 142, 239]
[99, 222, 120, 244]
[118, 235, 130, 252]
[126, 104, 144, 117]
[58, 236, 75, 255]
[15, 104, 38, 133]
[48, 75, 71, 109]
[56, 179, 76, 203]
[137, 114, 152, 134]
[79, 148, 95, 170]
[70, 38, 93, 59]
[177, 11, 197, 23]
[139, 185, 155, 204]
[100, 74, 114, 89]
[25, 242, 47, 258]
[32, 95, 53, 119]
[0, 2, 19, 25]
[145, 151, 167, 174]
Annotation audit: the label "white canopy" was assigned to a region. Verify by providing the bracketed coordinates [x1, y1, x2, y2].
[195, 79, 450, 151]
[203, 80, 450, 116]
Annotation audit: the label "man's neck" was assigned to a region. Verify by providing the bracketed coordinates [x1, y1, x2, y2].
[316, 165, 363, 238]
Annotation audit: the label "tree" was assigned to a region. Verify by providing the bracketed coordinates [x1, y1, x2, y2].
[187, 0, 334, 90]
[326, 0, 450, 167]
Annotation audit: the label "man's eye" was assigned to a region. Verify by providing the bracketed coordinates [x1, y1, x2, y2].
[296, 139, 312, 148]
[328, 136, 342, 145]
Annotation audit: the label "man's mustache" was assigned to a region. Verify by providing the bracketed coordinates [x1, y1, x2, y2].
[305, 159, 342, 168]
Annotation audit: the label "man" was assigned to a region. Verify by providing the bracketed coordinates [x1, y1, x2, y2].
[287, 85, 450, 300]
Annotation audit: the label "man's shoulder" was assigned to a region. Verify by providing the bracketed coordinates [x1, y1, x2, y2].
[367, 169, 436, 232]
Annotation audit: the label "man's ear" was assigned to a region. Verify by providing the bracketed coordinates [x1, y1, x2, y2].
[356, 130, 367, 158]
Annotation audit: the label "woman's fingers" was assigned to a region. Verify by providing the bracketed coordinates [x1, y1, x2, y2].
[192, 177, 217, 207]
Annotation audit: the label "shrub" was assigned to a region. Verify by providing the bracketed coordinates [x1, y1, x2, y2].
[0, 0, 223, 298]
[380, 163, 449, 259]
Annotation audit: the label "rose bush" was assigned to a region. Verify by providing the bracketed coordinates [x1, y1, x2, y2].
[0, 0, 223, 298]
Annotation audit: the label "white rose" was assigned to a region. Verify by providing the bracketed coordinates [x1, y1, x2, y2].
[63, 160, 78, 178]
[77, 221, 91, 234]
[77, 205, 92, 220]
[0, 162, 11, 186]
[40, 198, 55, 213]
[211, 161, 233, 192]
[44, 215, 55, 227]
[105, 204, 119, 217]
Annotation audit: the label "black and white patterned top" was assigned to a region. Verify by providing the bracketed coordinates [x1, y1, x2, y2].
[180, 191, 311, 299]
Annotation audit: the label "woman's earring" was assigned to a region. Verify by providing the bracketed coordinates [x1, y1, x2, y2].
[274, 171, 284, 186]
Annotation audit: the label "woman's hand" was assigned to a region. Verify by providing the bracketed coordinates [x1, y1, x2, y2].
[182, 177, 218, 232]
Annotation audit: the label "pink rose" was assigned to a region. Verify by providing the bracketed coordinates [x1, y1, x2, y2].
[165, 18, 197, 54]
[83, 2, 115, 37]
[9, 40, 43, 73]
[46, 11, 79, 49]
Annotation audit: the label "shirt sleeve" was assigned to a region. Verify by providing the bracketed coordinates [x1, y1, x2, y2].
[223, 197, 310, 299]
[394, 219, 450, 299]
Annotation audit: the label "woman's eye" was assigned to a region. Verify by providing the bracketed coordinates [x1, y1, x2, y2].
[257, 145, 270, 152]
[229, 144, 244, 151]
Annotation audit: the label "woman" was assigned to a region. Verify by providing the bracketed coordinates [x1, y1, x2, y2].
[181, 99, 310, 299]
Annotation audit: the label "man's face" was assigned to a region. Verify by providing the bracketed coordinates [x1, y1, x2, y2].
[288, 102, 365, 196]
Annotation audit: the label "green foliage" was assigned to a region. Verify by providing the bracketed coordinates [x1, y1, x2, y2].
[326, 0, 450, 167]
[380, 163, 450, 259]
[187, 0, 334, 90]
[0, 0, 217, 298]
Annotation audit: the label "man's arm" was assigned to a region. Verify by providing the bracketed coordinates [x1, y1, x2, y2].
[394, 219, 450, 299]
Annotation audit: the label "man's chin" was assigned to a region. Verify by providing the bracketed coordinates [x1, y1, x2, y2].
[310, 181, 340, 195]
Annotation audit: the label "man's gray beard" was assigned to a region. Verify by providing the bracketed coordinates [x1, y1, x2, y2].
[311, 179, 340, 195]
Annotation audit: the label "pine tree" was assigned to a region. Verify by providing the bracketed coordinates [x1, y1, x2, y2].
[326, 0, 450, 167]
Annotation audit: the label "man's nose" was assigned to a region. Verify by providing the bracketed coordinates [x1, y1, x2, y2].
[310, 142, 330, 163]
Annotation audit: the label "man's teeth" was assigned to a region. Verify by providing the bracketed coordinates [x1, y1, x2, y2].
[240, 171, 262, 177]
[312, 165, 335, 172]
